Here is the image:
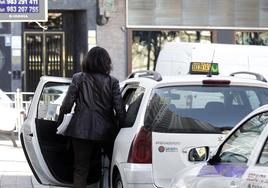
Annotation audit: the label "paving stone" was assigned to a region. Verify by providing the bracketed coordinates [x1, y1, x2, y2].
[0, 175, 32, 188]
[0, 139, 33, 188]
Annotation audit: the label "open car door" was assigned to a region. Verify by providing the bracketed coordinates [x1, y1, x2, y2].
[20, 76, 101, 186]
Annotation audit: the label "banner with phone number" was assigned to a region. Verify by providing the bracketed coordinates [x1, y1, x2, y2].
[0, 0, 47, 22]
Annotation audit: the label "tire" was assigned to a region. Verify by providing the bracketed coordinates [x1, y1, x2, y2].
[113, 173, 123, 188]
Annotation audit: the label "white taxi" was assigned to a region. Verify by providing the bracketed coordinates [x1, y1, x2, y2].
[20, 65, 268, 188]
[169, 104, 268, 188]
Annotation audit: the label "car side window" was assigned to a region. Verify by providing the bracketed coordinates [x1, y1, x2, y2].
[257, 138, 268, 166]
[37, 82, 69, 121]
[123, 87, 137, 111]
[217, 112, 268, 164]
[123, 86, 145, 128]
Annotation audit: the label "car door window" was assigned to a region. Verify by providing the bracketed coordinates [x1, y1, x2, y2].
[123, 87, 137, 111]
[37, 82, 70, 121]
[217, 112, 268, 164]
[257, 138, 268, 166]
[124, 86, 145, 127]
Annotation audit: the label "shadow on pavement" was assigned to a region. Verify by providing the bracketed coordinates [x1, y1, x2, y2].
[0, 133, 19, 147]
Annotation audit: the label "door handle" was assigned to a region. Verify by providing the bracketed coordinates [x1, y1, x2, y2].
[28, 133, 33, 137]
[230, 185, 238, 188]
[230, 181, 238, 188]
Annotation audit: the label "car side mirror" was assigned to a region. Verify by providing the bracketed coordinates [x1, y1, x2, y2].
[188, 146, 210, 162]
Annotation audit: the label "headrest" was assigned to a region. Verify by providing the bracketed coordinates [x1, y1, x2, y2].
[205, 102, 224, 110]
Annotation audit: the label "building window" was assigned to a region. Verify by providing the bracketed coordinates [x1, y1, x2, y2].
[235, 32, 268, 46]
[131, 30, 212, 72]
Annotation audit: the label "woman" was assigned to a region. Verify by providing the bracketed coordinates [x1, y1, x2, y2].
[58, 46, 126, 188]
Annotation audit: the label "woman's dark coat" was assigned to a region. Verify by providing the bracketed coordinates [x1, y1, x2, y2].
[58, 72, 126, 141]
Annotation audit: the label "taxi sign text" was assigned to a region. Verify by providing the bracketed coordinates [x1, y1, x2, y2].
[190, 62, 219, 75]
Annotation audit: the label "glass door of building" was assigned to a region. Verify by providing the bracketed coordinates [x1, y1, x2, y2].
[24, 32, 66, 92]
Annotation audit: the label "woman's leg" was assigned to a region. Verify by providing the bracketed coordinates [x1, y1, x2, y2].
[100, 140, 114, 187]
[101, 140, 114, 161]
[72, 138, 95, 188]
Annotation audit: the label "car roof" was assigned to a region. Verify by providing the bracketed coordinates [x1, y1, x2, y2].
[40, 76, 72, 83]
[40, 74, 268, 90]
[125, 74, 268, 89]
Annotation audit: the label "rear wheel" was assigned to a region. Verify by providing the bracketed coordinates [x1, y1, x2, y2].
[113, 173, 123, 188]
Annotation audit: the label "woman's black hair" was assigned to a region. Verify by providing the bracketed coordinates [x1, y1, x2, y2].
[82, 46, 112, 74]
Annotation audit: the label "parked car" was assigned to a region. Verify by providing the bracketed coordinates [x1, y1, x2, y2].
[169, 104, 268, 188]
[0, 105, 17, 132]
[0, 89, 12, 108]
[0, 104, 18, 147]
[0, 89, 17, 135]
[20, 67, 268, 187]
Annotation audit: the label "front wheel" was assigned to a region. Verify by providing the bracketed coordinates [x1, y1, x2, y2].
[113, 173, 123, 188]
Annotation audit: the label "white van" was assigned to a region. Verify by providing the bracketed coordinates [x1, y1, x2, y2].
[155, 42, 268, 80]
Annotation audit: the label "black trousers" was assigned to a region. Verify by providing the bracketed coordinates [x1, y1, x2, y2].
[72, 138, 114, 188]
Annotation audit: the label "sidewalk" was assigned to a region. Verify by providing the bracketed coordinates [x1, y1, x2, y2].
[0, 136, 62, 188]
[0, 136, 103, 188]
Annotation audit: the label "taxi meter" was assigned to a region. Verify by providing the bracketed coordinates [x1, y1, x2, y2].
[0, 0, 47, 22]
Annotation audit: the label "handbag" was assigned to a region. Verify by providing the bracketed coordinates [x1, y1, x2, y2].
[56, 113, 73, 135]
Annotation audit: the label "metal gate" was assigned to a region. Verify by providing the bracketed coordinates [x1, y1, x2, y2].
[24, 32, 66, 92]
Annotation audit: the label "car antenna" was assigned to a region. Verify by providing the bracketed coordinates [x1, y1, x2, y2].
[207, 49, 216, 77]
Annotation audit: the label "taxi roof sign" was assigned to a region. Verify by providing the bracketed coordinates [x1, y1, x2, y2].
[189, 62, 219, 75]
[0, 0, 47, 22]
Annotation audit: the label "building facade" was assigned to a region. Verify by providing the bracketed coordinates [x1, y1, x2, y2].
[0, 23, 11, 91]
[1, 0, 268, 92]
[127, 0, 268, 72]
[0, 0, 127, 92]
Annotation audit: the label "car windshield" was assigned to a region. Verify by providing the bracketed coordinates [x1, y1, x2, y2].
[144, 86, 268, 133]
